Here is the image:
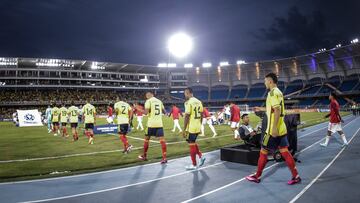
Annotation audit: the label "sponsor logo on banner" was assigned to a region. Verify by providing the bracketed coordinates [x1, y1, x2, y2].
[17, 110, 43, 127]
[93, 124, 118, 134]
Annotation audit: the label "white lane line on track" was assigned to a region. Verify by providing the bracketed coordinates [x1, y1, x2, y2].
[289, 125, 360, 203]
[20, 161, 225, 203]
[20, 117, 358, 203]
[181, 116, 359, 203]
[0, 117, 352, 186]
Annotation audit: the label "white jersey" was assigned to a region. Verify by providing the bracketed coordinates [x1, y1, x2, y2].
[225, 106, 231, 115]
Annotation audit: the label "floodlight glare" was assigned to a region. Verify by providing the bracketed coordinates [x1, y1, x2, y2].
[168, 33, 193, 58]
[202, 62, 212, 68]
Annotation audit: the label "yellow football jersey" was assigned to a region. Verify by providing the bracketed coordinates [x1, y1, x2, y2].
[185, 97, 203, 134]
[51, 107, 60, 122]
[265, 87, 287, 136]
[145, 97, 164, 128]
[59, 107, 68, 123]
[82, 103, 96, 124]
[114, 101, 132, 125]
[67, 106, 79, 123]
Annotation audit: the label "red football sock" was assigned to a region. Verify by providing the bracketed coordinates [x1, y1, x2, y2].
[256, 149, 268, 178]
[143, 139, 149, 157]
[120, 134, 129, 149]
[90, 132, 94, 138]
[189, 144, 197, 166]
[63, 128, 67, 135]
[195, 144, 202, 158]
[160, 138, 167, 160]
[280, 147, 299, 178]
[85, 131, 90, 138]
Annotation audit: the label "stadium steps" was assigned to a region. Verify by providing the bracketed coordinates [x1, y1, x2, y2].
[325, 83, 356, 105]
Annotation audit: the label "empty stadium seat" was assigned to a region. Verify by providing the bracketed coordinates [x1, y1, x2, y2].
[211, 85, 229, 100]
[247, 83, 266, 98]
[230, 85, 248, 99]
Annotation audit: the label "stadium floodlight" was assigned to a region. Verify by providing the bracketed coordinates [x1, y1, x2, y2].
[336, 44, 342, 48]
[168, 33, 193, 58]
[202, 62, 212, 68]
[351, 38, 359, 44]
[157, 63, 167, 68]
[219, 61, 229, 66]
[184, 63, 193, 68]
[167, 63, 177, 68]
[236, 60, 246, 65]
[319, 48, 326, 52]
[140, 76, 149, 82]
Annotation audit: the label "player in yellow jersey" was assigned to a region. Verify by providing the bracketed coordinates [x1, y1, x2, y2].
[138, 92, 168, 164]
[246, 73, 301, 185]
[59, 103, 69, 137]
[51, 103, 61, 136]
[68, 101, 79, 141]
[82, 99, 96, 144]
[114, 97, 133, 153]
[183, 88, 206, 170]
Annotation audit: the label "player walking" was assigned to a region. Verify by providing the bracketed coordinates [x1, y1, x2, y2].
[320, 92, 348, 147]
[138, 92, 168, 164]
[183, 88, 206, 170]
[246, 73, 301, 185]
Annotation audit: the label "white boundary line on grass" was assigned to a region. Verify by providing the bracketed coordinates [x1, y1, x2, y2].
[181, 116, 359, 203]
[22, 117, 358, 203]
[289, 125, 360, 203]
[0, 116, 353, 185]
[0, 133, 233, 164]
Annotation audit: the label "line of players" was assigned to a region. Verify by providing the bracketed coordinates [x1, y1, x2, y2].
[43, 89, 216, 170]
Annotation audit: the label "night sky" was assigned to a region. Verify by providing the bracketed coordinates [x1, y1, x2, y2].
[0, 0, 359, 65]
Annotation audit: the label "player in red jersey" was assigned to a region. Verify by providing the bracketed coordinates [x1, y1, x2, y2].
[230, 101, 241, 140]
[320, 92, 348, 147]
[134, 103, 144, 131]
[200, 107, 217, 137]
[107, 103, 114, 124]
[169, 104, 183, 133]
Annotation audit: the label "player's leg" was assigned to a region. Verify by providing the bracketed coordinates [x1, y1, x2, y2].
[337, 129, 348, 146]
[119, 124, 132, 153]
[231, 122, 240, 140]
[207, 119, 217, 137]
[200, 118, 206, 136]
[138, 116, 144, 130]
[171, 119, 176, 132]
[320, 128, 333, 147]
[175, 119, 182, 132]
[139, 128, 150, 161]
[186, 135, 198, 170]
[278, 136, 301, 185]
[157, 128, 167, 163]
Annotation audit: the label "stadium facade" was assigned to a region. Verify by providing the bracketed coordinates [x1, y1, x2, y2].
[0, 43, 359, 116]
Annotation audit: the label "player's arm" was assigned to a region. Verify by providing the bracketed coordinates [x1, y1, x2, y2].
[144, 100, 150, 115]
[183, 103, 191, 138]
[270, 93, 281, 137]
[128, 107, 133, 123]
[93, 108, 97, 124]
[162, 103, 166, 114]
[272, 106, 281, 137]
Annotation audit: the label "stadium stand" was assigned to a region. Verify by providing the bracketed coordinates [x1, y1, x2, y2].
[1, 43, 360, 119]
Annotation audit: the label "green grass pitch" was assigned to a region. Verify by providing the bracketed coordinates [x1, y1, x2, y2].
[0, 112, 350, 182]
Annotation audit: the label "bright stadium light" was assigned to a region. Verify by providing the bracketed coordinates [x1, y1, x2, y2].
[168, 33, 193, 58]
[219, 61, 229, 66]
[336, 44, 342, 48]
[202, 62, 212, 68]
[184, 63, 193, 68]
[157, 63, 167, 68]
[351, 38, 359, 44]
[236, 60, 246, 65]
[167, 63, 177, 68]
